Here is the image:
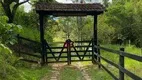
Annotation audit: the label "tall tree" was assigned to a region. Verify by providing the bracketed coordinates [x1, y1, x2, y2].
[0, 0, 29, 23]
[103, 0, 109, 7]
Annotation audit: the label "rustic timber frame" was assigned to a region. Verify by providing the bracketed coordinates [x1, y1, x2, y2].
[35, 2, 104, 64]
[17, 3, 142, 80]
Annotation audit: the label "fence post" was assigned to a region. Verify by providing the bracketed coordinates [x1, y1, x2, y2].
[67, 40, 71, 65]
[92, 40, 95, 64]
[98, 45, 101, 68]
[119, 48, 125, 80]
[44, 40, 48, 64]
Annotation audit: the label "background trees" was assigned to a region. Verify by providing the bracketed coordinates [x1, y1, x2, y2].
[0, 0, 29, 23]
[105, 0, 142, 46]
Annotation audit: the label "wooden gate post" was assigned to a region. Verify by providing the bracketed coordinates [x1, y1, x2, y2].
[98, 45, 101, 68]
[92, 15, 98, 64]
[67, 39, 71, 65]
[39, 14, 46, 65]
[119, 48, 125, 80]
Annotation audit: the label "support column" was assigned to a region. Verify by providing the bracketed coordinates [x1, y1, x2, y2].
[67, 39, 71, 65]
[39, 14, 45, 65]
[92, 15, 98, 63]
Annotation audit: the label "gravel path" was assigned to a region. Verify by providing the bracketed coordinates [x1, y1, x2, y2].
[41, 62, 92, 80]
[75, 62, 92, 80]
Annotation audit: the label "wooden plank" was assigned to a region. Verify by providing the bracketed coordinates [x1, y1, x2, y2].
[71, 60, 92, 62]
[20, 52, 41, 58]
[119, 66, 142, 80]
[121, 52, 142, 62]
[71, 55, 92, 57]
[96, 46, 142, 62]
[20, 59, 38, 63]
[47, 56, 67, 58]
[47, 52, 68, 53]
[74, 41, 91, 43]
[94, 50, 142, 80]
[48, 47, 64, 49]
[71, 50, 92, 52]
[18, 36, 40, 44]
[119, 48, 124, 80]
[39, 14, 45, 64]
[93, 58, 119, 80]
[47, 61, 68, 63]
[75, 46, 92, 47]
[94, 53, 119, 68]
[93, 15, 98, 61]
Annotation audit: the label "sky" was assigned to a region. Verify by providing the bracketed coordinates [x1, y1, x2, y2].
[22, 0, 112, 12]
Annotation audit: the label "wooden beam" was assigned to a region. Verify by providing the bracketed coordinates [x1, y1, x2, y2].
[39, 14, 45, 65]
[92, 15, 98, 64]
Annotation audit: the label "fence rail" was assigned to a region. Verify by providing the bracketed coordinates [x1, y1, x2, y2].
[17, 35, 142, 80]
[94, 45, 142, 80]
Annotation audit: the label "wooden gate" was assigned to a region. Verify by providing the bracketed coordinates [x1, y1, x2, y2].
[45, 39, 94, 65]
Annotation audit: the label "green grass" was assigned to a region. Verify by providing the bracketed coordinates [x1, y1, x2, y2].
[17, 65, 52, 80]
[20, 27, 40, 42]
[59, 66, 84, 80]
[86, 65, 113, 80]
[98, 44, 142, 79]
[16, 44, 141, 80]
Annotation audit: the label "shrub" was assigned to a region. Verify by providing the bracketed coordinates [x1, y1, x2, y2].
[0, 43, 25, 80]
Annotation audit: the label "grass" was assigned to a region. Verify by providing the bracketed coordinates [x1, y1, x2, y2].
[86, 65, 113, 80]
[59, 66, 84, 80]
[16, 44, 141, 80]
[97, 44, 142, 79]
[17, 65, 52, 80]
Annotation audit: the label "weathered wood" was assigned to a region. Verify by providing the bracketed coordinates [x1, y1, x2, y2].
[93, 58, 119, 80]
[20, 59, 38, 63]
[67, 40, 71, 65]
[39, 14, 45, 65]
[36, 3, 104, 16]
[94, 45, 142, 80]
[92, 15, 98, 64]
[119, 48, 124, 80]
[95, 46, 142, 62]
[98, 45, 101, 68]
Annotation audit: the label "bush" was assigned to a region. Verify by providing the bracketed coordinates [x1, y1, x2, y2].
[0, 16, 22, 44]
[0, 43, 25, 80]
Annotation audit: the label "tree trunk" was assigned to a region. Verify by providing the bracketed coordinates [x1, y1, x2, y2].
[0, 0, 29, 23]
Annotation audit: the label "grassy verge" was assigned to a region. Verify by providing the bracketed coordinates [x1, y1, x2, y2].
[86, 65, 113, 80]
[59, 66, 84, 80]
[98, 44, 142, 79]
[17, 65, 52, 80]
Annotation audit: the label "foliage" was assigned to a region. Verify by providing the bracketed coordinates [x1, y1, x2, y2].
[14, 6, 39, 29]
[17, 66, 52, 80]
[0, 43, 24, 80]
[100, 44, 142, 79]
[0, 4, 4, 16]
[87, 65, 113, 80]
[0, 16, 22, 44]
[59, 66, 83, 80]
[14, 6, 58, 42]
[105, 0, 142, 47]
[0, 0, 29, 23]
[98, 15, 115, 44]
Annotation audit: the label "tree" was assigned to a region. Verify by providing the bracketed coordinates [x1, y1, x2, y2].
[0, 43, 25, 80]
[103, 0, 109, 7]
[0, 0, 29, 23]
[105, 0, 142, 46]
[0, 16, 22, 44]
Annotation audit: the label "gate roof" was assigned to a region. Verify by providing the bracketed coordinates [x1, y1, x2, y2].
[36, 2, 104, 16]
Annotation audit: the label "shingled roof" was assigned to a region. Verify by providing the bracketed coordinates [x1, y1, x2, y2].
[36, 2, 104, 16]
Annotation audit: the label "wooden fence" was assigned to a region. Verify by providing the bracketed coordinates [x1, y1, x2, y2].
[94, 45, 142, 80]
